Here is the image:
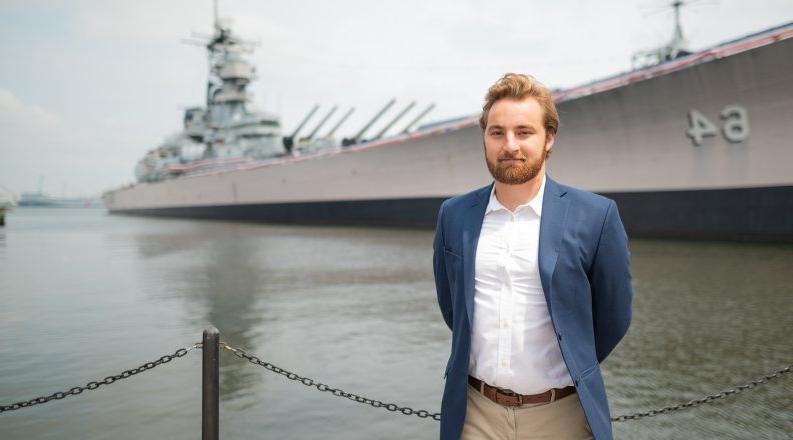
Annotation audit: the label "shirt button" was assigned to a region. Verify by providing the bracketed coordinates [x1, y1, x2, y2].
[501, 360, 508, 367]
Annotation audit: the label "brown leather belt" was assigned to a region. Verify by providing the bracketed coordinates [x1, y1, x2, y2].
[468, 376, 576, 407]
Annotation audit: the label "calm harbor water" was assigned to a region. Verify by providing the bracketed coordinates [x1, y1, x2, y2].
[0, 208, 791, 439]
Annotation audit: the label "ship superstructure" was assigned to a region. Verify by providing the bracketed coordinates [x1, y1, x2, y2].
[135, 6, 285, 183]
[133, 4, 434, 185]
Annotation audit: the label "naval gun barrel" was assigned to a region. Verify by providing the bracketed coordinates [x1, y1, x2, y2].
[373, 101, 416, 140]
[401, 103, 436, 134]
[290, 104, 320, 139]
[305, 106, 338, 140]
[350, 99, 396, 144]
[325, 107, 355, 138]
[284, 104, 320, 152]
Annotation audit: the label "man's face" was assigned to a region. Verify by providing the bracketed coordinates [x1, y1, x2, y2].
[484, 97, 554, 185]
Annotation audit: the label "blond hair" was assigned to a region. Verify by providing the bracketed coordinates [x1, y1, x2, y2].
[479, 73, 559, 136]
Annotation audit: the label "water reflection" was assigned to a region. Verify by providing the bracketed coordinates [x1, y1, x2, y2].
[133, 221, 267, 400]
[132, 220, 449, 431]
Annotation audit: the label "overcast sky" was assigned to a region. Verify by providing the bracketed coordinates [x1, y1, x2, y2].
[1, 0, 792, 196]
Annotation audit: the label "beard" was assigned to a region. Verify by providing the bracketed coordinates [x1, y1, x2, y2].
[485, 151, 545, 185]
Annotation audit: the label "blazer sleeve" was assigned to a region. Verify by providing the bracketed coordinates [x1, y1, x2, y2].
[433, 201, 453, 330]
[590, 200, 633, 363]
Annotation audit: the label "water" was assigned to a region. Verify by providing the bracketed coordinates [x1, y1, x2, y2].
[0, 208, 790, 439]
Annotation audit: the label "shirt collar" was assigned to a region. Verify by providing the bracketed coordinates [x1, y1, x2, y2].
[486, 174, 546, 217]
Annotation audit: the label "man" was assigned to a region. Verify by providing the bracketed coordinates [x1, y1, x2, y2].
[433, 73, 632, 440]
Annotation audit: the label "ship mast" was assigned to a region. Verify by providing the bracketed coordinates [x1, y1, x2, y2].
[668, 0, 688, 59]
[178, 0, 272, 160]
[632, 0, 693, 68]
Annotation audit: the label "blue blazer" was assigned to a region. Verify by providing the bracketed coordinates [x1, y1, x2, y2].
[433, 176, 632, 440]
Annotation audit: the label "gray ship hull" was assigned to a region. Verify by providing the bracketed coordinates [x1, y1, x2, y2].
[106, 26, 793, 242]
[111, 185, 792, 242]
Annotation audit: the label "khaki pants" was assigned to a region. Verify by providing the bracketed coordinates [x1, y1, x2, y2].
[461, 384, 594, 440]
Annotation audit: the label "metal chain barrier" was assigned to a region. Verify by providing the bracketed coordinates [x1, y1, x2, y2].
[220, 342, 443, 421]
[221, 341, 791, 423]
[2, 336, 789, 425]
[611, 364, 792, 422]
[0, 344, 200, 414]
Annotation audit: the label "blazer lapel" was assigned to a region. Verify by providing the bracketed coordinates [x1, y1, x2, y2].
[538, 176, 570, 305]
[462, 183, 491, 326]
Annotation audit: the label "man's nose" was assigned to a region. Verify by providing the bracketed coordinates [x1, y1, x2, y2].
[503, 132, 519, 152]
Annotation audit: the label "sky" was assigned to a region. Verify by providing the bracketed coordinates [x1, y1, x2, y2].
[1, 0, 792, 197]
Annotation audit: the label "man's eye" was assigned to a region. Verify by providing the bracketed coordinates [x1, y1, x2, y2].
[490, 131, 503, 136]
[518, 131, 532, 136]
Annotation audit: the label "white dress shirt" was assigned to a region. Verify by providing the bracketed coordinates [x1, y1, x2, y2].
[469, 175, 574, 394]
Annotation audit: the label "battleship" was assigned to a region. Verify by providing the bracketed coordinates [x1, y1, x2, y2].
[103, 4, 793, 242]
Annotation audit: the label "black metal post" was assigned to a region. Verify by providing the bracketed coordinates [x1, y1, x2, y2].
[202, 326, 219, 440]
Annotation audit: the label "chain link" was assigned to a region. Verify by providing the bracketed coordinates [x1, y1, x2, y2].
[611, 364, 792, 422]
[0, 344, 200, 414]
[219, 342, 442, 421]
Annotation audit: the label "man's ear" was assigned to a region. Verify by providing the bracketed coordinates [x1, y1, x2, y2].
[545, 133, 555, 152]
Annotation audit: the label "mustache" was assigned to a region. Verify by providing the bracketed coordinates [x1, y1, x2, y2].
[497, 153, 527, 161]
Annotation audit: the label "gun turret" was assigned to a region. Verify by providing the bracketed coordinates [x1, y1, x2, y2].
[343, 99, 396, 146]
[400, 103, 435, 134]
[283, 104, 319, 152]
[325, 107, 355, 138]
[304, 106, 338, 141]
[373, 101, 416, 140]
